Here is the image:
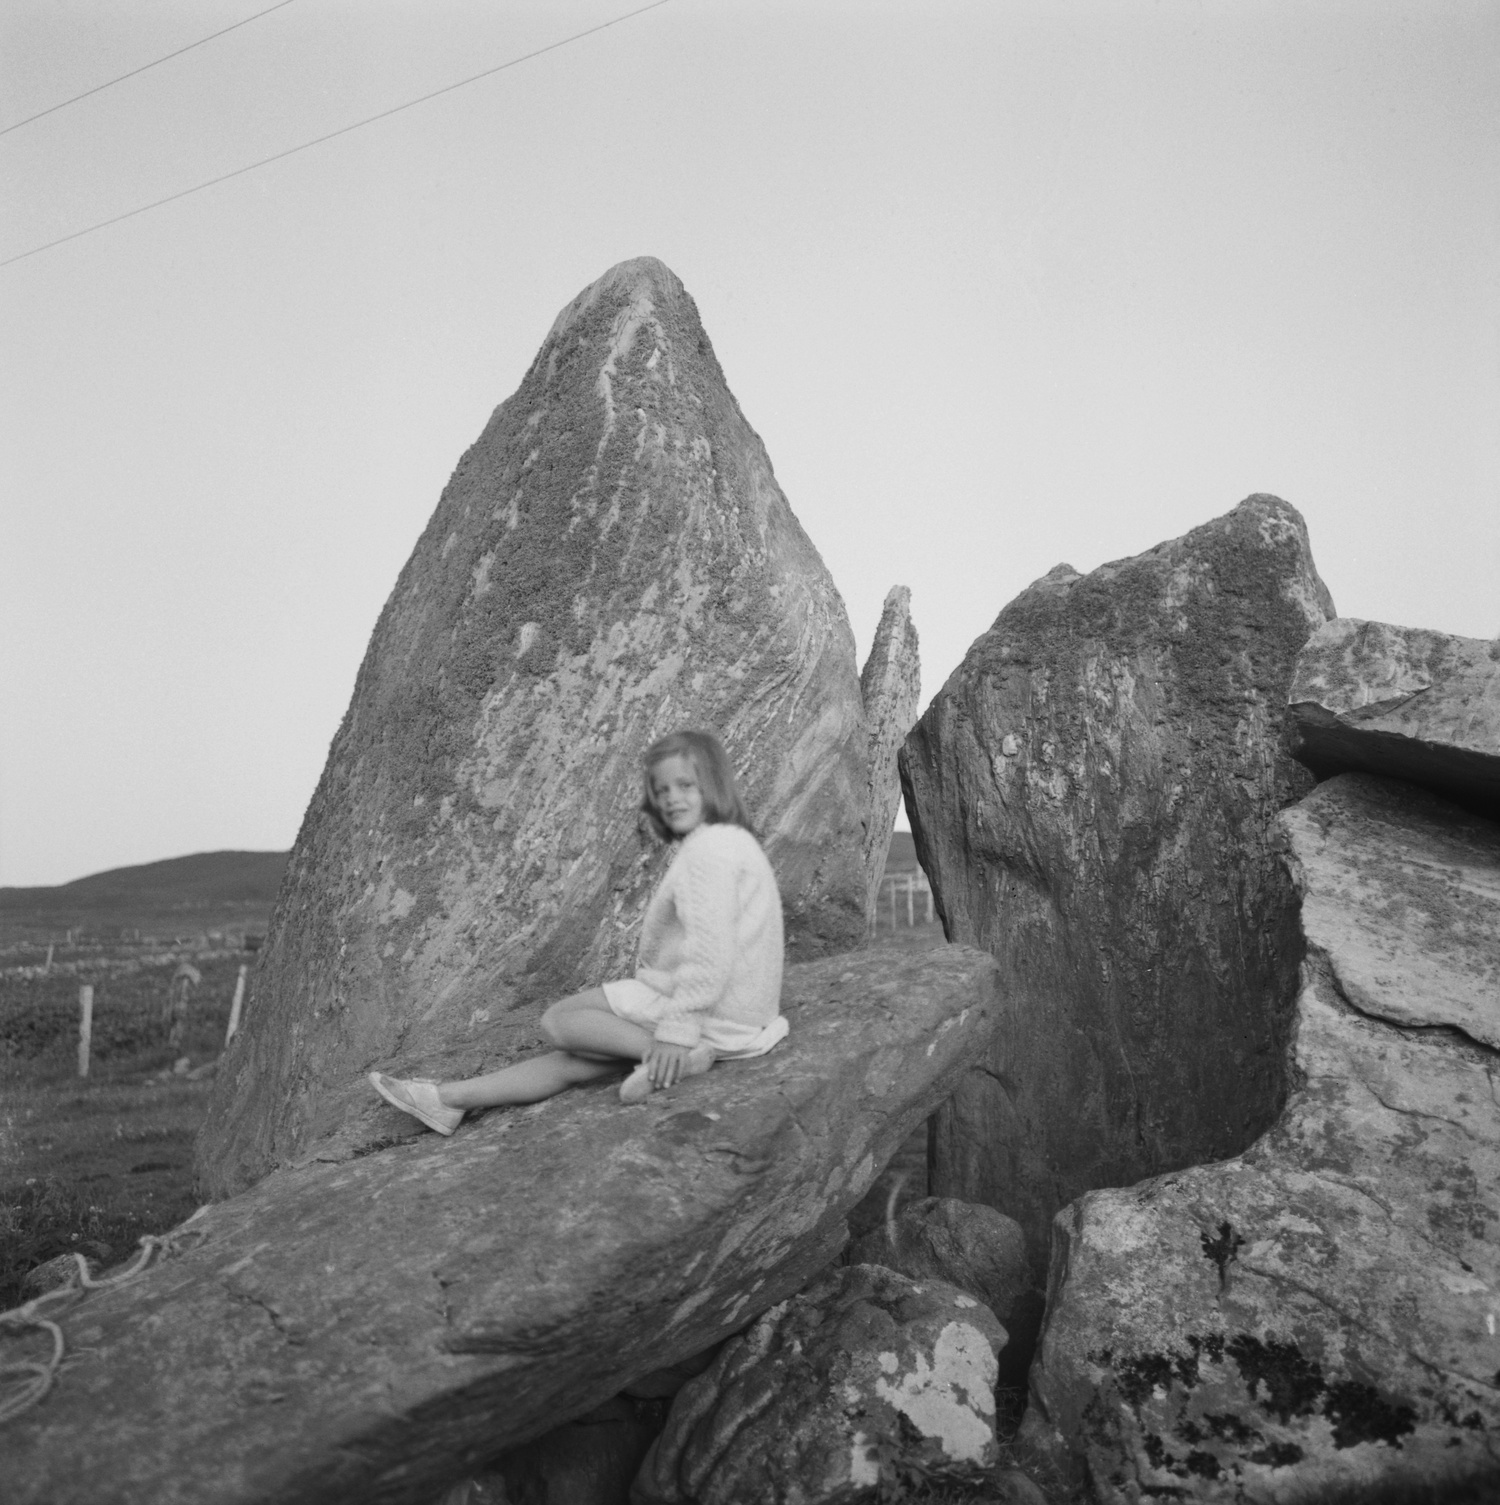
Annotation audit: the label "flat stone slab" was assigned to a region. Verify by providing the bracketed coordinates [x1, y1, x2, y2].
[1287, 771, 1500, 1049]
[1289, 617, 1500, 819]
[1023, 775, 1500, 1501]
[6, 946, 997, 1505]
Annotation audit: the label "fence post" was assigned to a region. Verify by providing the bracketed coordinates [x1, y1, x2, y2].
[77, 985, 94, 1077]
[905, 874, 914, 926]
[925, 879, 934, 924]
[44, 943, 54, 974]
[225, 964, 247, 1046]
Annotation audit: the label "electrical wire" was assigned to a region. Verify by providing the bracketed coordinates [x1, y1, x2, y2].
[1, 0, 674, 270]
[1, 0, 301, 138]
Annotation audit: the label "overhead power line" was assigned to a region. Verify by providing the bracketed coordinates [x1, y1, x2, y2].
[1, 0, 301, 138]
[1, 0, 674, 270]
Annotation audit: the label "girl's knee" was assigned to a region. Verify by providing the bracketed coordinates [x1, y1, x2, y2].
[540, 988, 607, 1048]
[540, 1002, 568, 1048]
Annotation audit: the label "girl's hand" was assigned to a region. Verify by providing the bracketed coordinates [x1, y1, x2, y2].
[644, 1041, 694, 1089]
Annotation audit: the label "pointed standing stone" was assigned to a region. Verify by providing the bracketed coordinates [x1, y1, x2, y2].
[197, 258, 878, 1197]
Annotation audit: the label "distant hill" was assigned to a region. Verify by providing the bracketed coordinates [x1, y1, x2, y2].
[0, 851, 288, 943]
[2, 837, 919, 946]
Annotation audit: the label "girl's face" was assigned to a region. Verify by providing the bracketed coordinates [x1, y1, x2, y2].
[649, 754, 705, 837]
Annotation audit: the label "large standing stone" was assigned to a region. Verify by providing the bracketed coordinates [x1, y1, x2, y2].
[1022, 773, 1500, 1502]
[632, 1263, 1007, 1505]
[7, 946, 998, 1505]
[197, 257, 907, 1198]
[902, 495, 1333, 1266]
[1289, 616, 1500, 820]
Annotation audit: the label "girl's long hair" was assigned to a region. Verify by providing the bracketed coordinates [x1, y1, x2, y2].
[640, 730, 756, 841]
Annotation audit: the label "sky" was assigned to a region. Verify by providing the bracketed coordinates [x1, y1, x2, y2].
[1, 0, 1496, 887]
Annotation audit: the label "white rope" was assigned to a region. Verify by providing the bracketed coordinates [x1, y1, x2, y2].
[0, 1223, 204, 1424]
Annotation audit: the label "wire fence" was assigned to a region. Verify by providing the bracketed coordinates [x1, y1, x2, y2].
[871, 871, 935, 933]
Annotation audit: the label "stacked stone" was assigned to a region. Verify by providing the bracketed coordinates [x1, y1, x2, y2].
[1024, 622, 1500, 1500]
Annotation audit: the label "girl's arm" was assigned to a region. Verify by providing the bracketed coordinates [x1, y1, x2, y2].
[652, 832, 739, 1048]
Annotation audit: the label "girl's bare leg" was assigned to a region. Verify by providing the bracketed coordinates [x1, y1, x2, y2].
[437, 1050, 616, 1109]
[435, 988, 654, 1110]
[541, 988, 655, 1060]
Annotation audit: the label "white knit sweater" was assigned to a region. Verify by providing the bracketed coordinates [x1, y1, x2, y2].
[635, 822, 785, 1048]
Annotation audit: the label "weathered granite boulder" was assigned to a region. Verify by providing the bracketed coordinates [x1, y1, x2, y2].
[1289, 616, 1500, 820]
[7, 945, 997, 1505]
[848, 1196, 1040, 1391]
[197, 257, 913, 1199]
[902, 495, 1334, 1266]
[859, 585, 921, 917]
[1022, 773, 1500, 1501]
[632, 1263, 1007, 1505]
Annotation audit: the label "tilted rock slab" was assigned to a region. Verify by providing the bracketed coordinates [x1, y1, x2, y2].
[1289, 616, 1500, 821]
[901, 495, 1333, 1266]
[7, 946, 997, 1505]
[633, 1262, 1007, 1505]
[1021, 773, 1500, 1502]
[197, 257, 910, 1199]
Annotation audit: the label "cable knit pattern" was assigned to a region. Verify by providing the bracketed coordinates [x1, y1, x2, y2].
[635, 822, 785, 1048]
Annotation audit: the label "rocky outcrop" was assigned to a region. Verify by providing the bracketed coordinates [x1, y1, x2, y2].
[8, 945, 998, 1505]
[632, 1263, 1007, 1505]
[1022, 773, 1500, 1502]
[902, 495, 1333, 1265]
[859, 585, 921, 916]
[849, 1197, 1041, 1391]
[1289, 617, 1500, 820]
[197, 257, 902, 1198]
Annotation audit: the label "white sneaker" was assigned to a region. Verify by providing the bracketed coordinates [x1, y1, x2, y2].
[619, 1044, 716, 1105]
[369, 1072, 464, 1135]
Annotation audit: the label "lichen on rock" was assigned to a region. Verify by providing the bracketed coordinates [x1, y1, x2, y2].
[632, 1262, 1007, 1505]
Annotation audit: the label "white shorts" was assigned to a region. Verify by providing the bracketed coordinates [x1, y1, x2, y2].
[602, 978, 790, 1060]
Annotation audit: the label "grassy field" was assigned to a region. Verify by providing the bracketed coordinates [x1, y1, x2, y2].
[0, 852, 279, 1307]
[0, 942, 248, 1307]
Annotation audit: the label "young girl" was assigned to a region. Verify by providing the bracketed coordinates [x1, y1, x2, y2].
[369, 730, 787, 1132]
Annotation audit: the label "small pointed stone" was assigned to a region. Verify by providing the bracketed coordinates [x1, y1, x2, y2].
[858, 584, 921, 920]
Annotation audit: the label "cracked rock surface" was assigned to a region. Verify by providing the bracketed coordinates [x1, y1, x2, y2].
[7, 945, 996, 1505]
[1021, 773, 1500, 1502]
[902, 494, 1332, 1267]
[1289, 617, 1500, 821]
[633, 1262, 1007, 1505]
[197, 256, 906, 1201]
